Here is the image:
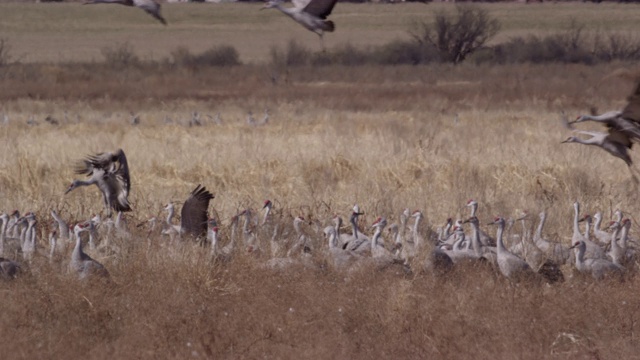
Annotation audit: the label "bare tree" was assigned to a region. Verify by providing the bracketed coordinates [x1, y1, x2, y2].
[412, 5, 500, 64]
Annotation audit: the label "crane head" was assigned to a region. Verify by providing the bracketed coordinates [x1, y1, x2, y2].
[463, 216, 478, 224]
[466, 199, 477, 207]
[569, 241, 584, 250]
[578, 214, 591, 223]
[561, 136, 577, 144]
[263, 200, 272, 209]
[65, 181, 80, 195]
[261, 0, 281, 10]
[486, 216, 504, 226]
[372, 217, 387, 229]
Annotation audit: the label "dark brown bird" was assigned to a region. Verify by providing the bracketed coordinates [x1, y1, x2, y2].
[164, 185, 214, 241]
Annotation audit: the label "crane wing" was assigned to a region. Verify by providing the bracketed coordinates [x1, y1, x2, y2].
[292, 0, 311, 10]
[181, 185, 214, 238]
[303, 0, 338, 19]
[133, 0, 167, 25]
[621, 80, 640, 124]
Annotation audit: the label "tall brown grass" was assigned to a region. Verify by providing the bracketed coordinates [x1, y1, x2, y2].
[1, 61, 640, 358]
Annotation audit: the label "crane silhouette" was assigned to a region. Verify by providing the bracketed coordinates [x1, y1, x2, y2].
[262, 0, 338, 50]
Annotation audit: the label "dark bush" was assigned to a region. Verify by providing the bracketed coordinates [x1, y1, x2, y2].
[101, 42, 140, 68]
[270, 40, 312, 67]
[170, 45, 241, 67]
[411, 5, 500, 64]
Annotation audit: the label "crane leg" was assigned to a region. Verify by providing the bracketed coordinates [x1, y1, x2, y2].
[318, 34, 325, 52]
[628, 166, 640, 185]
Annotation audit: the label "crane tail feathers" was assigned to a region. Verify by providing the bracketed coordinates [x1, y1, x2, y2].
[324, 20, 335, 32]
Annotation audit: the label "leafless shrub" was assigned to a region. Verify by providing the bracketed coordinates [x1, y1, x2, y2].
[170, 45, 241, 68]
[411, 5, 500, 64]
[101, 42, 140, 68]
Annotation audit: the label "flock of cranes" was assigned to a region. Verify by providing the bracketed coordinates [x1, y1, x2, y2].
[1, 147, 636, 284]
[80, 0, 339, 49]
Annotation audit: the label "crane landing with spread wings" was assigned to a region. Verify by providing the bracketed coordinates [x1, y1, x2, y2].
[65, 149, 131, 218]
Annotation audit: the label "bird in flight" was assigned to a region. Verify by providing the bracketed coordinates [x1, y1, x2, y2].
[262, 0, 338, 50]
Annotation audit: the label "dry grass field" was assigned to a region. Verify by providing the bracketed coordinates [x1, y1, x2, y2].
[2, 2, 640, 359]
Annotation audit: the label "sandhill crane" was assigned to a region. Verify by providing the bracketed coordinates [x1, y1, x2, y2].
[287, 216, 312, 257]
[262, 0, 338, 50]
[261, 200, 273, 226]
[533, 211, 570, 264]
[324, 225, 360, 269]
[84, 0, 167, 25]
[489, 217, 535, 280]
[70, 223, 109, 280]
[208, 220, 231, 262]
[466, 199, 495, 246]
[441, 226, 480, 263]
[569, 80, 640, 142]
[370, 217, 393, 259]
[463, 216, 497, 265]
[17, 212, 37, 261]
[578, 214, 606, 259]
[608, 218, 632, 266]
[592, 212, 611, 245]
[7, 210, 20, 239]
[163, 185, 214, 241]
[258, 109, 269, 126]
[561, 130, 633, 167]
[407, 210, 424, 254]
[571, 202, 604, 260]
[189, 112, 202, 127]
[570, 240, 623, 280]
[66, 149, 131, 218]
[238, 209, 259, 253]
[51, 210, 71, 244]
[342, 210, 370, 255]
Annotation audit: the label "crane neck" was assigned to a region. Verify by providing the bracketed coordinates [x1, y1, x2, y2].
[620, 223, 630, 248]
[495, 222, 506, 254]
[573, 204, 580, 239]
[209, 230, 218, 254]
[534, 213, 546, 242]
[469, 204, 478, 217]
[593, 214, 603, 231]
[242, 212, 251, 235]
[470, 222, 483, 256]
[583, 219, 590, 239]
[262, 207, 271, 225]
[453, 233, 464, 251]
[371, 227, 382, 248]
[72, 231, 84, 262]
[327, 228, 338, 249]
[412, 214, 422, 238]
[350, 214, 360, 240]
[166, 206, 174, 226]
